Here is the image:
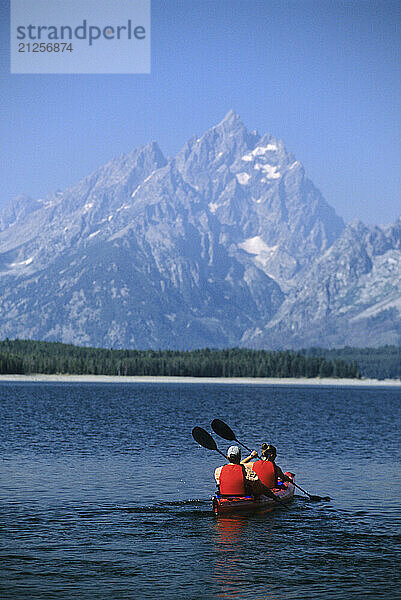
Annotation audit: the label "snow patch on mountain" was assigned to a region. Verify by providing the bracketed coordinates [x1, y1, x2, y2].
[242, 144, 278, 161]
[10, 256, 34, 267]
[239, 236, 278, 270]
[236, 172, 251, 185]
[131, 185, 141, 198]
[254, 163, 281, 179]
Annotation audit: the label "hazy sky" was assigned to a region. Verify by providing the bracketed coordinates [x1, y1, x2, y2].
[1, 0, 400, 225]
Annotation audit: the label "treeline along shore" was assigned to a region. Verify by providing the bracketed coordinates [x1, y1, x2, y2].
[1, 338, 399, 379]
[0, 339, 399, 380]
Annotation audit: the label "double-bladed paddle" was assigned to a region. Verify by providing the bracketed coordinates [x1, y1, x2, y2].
[192, 425, 288, 509]
[211, 418, 331, 502]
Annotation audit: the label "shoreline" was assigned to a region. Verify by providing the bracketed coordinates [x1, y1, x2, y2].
[0, 374, 400, 387]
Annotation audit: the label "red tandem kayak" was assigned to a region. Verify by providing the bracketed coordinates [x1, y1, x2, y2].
[212, 472, 295, 515]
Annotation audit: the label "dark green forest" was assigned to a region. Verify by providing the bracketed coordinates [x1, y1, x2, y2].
[0, 338, 399, 379]
[301, 346, 401, 380]
[0, 338, 365, 378]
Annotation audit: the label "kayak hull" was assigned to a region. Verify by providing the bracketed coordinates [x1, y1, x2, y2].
[212, 472, 295, 515]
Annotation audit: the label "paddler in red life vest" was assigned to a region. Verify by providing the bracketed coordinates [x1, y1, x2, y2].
[214, 445, 253, 496]
[242, 443, 293, 492]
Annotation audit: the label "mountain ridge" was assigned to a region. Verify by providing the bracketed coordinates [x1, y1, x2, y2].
[1, 111, 400, 349]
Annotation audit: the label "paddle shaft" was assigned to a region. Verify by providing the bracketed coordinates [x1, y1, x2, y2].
[292, 482, 330, 501]
[293, 482, 313, 497]
[193, 426, 289, 509]
[236, 439, 254, 454]
[240, 444, 327, 501]
[211, 419, 330, 502]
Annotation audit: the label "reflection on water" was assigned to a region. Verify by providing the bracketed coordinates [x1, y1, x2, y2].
[0, 382, 400, 600]
[213, 512, 281, 599]
[214, 515, 252, 599]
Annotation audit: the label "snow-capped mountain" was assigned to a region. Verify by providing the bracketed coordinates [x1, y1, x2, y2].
[244, 219, 401, 348]
[1, 111, 400, 349]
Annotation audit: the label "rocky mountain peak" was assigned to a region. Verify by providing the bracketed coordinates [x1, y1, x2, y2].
[0, 114, 399, 349]
[0, 193, 41, 232]
[214, 109, 250, 136]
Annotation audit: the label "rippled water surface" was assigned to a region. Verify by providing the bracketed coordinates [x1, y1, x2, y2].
[0, 382, 400, 599]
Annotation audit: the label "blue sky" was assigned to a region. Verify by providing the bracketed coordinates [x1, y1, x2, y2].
[1, 0, 400, 225]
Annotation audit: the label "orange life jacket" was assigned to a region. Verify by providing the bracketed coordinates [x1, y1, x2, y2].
[219, 463, 246, 496]
[252, 459, 277, 488]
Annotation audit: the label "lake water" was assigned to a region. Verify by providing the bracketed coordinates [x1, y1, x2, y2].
[0, 382, 400, 599]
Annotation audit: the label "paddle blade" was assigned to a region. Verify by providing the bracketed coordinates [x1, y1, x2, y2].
[309, 495, 331, 502]
[211, 419, 236, 441]
[192, 427, 218, 451]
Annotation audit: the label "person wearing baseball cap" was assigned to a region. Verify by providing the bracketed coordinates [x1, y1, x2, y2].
[214, 445, 249, 496]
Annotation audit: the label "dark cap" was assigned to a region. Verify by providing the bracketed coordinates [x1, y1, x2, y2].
[261, 443, 277, 456]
